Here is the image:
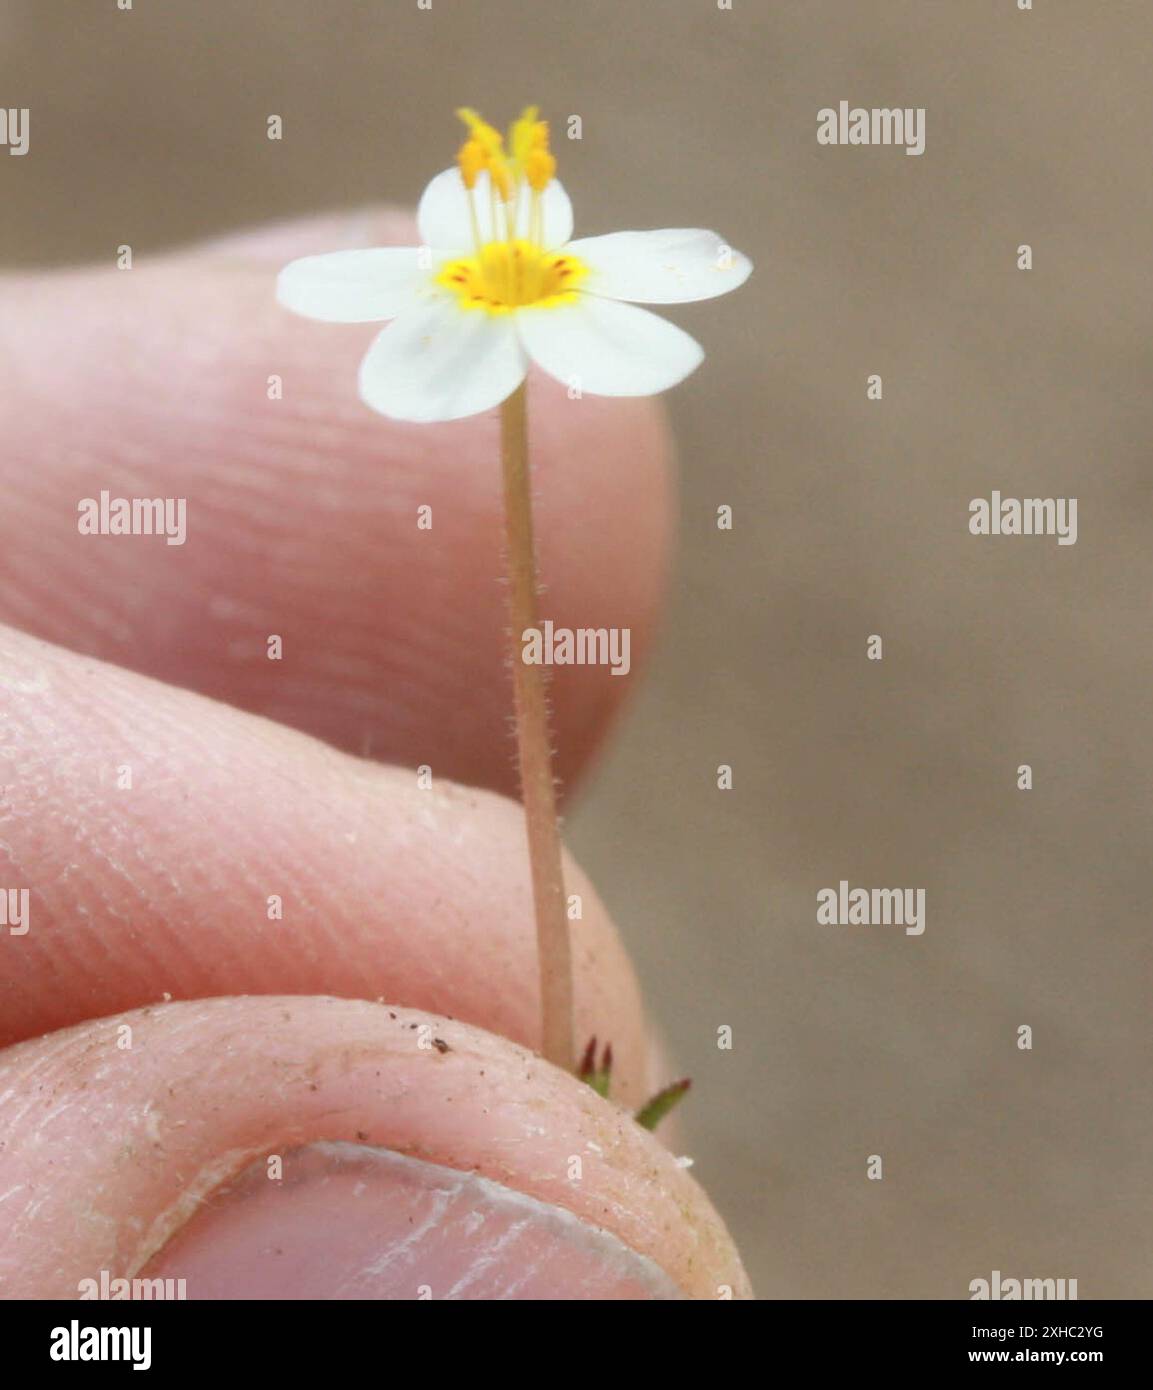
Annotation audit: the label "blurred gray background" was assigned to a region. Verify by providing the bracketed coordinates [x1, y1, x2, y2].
[2, 0, 1150, 1297]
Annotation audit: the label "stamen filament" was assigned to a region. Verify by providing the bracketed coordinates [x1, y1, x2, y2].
[530, 190, 542, 250]
[467, 189, 482, 256]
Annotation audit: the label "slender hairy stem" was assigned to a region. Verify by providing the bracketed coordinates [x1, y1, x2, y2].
[500, 382, 574, 1072]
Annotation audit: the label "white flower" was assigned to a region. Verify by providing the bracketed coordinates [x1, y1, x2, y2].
[276, 107, 752, 424]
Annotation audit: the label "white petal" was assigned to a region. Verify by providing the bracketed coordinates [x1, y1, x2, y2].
[568, 229, 752, 304]
[517, 296, 703, 397]
[417, 167, 477, 252]
[276, 248, 425, 323]
[513, 178, 574, 249]
[418, 167, 575, 251]
[358, 301, 527, 423]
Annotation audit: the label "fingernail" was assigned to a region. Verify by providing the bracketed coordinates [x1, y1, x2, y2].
[142, 1142, 684, 1300]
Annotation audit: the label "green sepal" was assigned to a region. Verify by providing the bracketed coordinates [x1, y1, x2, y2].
[634, 1078, 691, 1131]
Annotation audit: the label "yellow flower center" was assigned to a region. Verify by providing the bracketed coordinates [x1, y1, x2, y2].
[438, 240, 588, 315]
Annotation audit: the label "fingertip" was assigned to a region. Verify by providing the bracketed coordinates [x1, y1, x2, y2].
[0, 998, 751, 1300]
[184, 204, 419, 262]
[0, 228, 676, 795]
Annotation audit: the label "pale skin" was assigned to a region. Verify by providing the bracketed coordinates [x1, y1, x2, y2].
[0, 208, 749, 1299]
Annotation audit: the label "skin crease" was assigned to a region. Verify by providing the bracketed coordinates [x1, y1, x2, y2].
[0, 623, 650, 1105]
[0, 209, 674, 797]
[0, 998, 750, 1300]
[0, 216, 748, 1297]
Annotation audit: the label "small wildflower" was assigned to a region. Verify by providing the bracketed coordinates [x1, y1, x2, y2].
[277, 105, 752, 423]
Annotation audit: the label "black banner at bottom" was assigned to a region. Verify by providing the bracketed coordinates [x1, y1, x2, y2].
[0, 1296, 1141, 1374]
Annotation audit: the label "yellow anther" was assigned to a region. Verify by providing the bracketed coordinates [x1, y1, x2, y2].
[488, 156, 514, 200]
[508, 106, 541, 166]
[524, 146, 556, 193]
[457, 106, 517, 200]
[457, 138, 486, 190]
[456, 107, 504, 158]
[513, 111, 555, 192]
[455, 106, 555, 201]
